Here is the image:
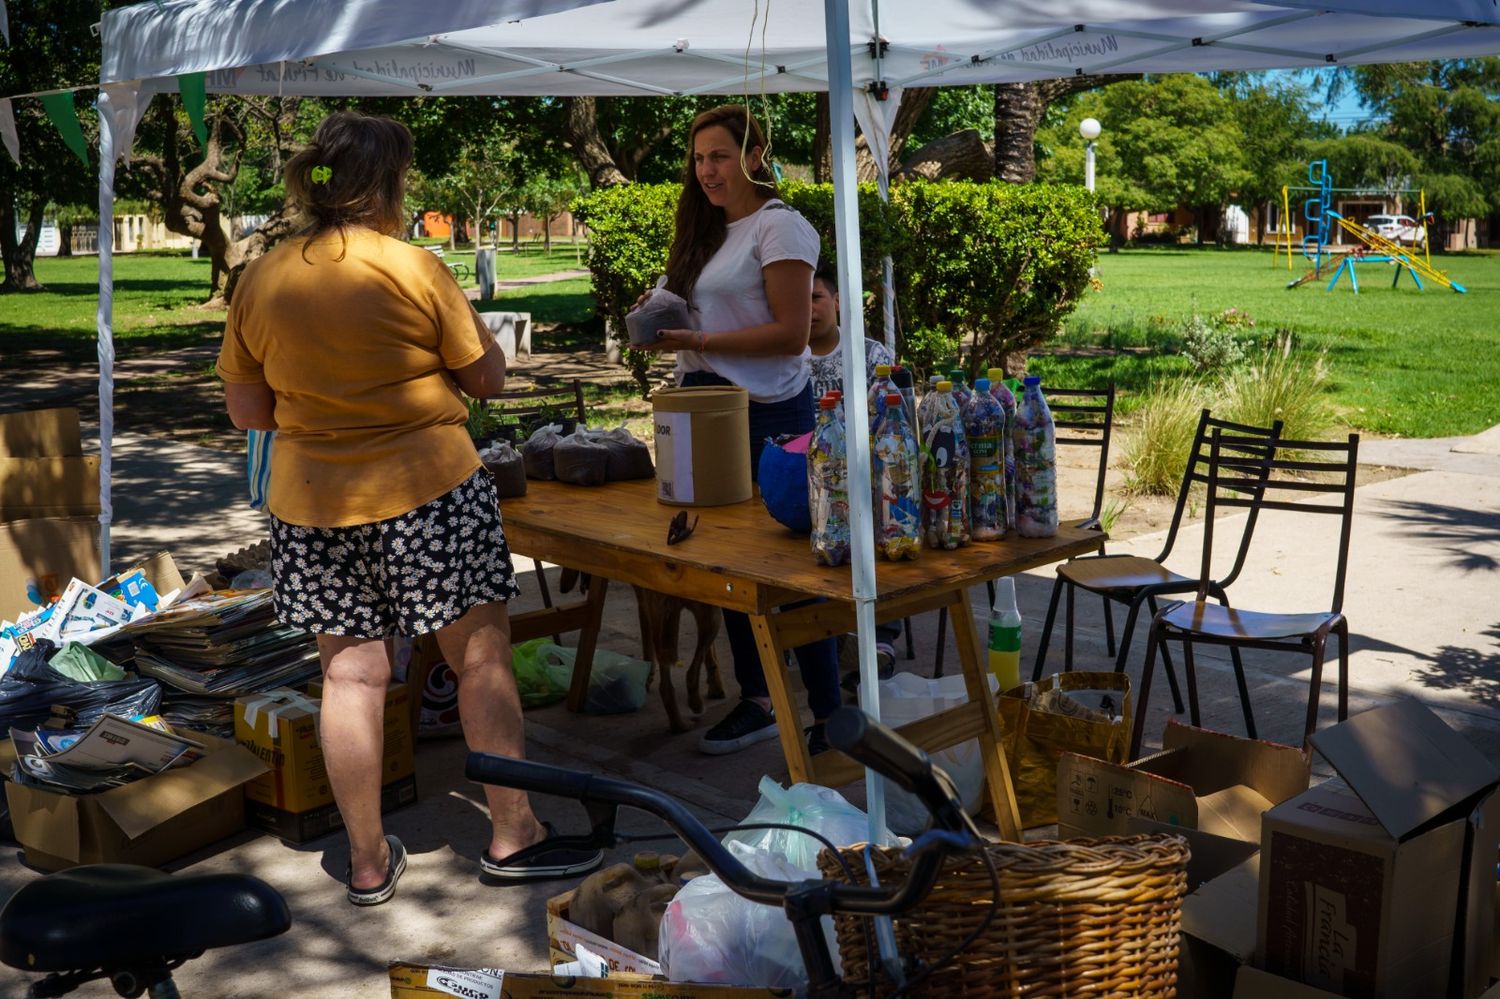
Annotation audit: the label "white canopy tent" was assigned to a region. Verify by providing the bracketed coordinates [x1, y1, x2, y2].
[90, 0, 1499, 835]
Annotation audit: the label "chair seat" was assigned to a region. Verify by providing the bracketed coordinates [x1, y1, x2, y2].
[1058, 556, 1196, 595]
[1159, 601, 1337, 642]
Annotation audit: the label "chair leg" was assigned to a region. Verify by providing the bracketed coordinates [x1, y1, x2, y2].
[1229, 646, 1257, 739]
[1102, 596, 1117, 658]
[1306, 637, 1329, 744]
[1335, 620, 1350, 722]
[1130, 623, 1167, 760]
[1064, 582, 1076, 673]
[1181, 639, 1201, 728]
[933, 607, 949, 678]
[1033, 576, 1067, 682]
[904, 617, 916, 661]
[1145, 596, 1186, 715]
[534, 561, 563, 645]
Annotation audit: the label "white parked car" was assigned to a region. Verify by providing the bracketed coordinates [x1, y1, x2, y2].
[1364, 214, 1426, 248]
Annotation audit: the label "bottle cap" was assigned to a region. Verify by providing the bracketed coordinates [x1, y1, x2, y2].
[1024, 375, 1041, 386]
[987, 368, 1005, 382]
[819, 396, 838, 409]
[828, 389, 843, 400]
[634, 852, 662, 872]
[874, 364, 892, 377]
[947, 368, 965, 383]
[885, 392, 903, 406]
[937, 380, 952, 391]
[975, 378, 991, 391]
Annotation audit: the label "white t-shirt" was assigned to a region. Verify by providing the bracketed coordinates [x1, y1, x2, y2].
[673, 199, 820, 404]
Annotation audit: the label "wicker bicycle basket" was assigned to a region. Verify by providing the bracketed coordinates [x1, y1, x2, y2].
[817, 833, 1189, 998]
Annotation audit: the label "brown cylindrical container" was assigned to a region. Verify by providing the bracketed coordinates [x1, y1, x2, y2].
[652, 386, 751, 506]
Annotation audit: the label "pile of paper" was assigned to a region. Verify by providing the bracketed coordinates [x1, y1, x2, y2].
[0, 569, 170, 676]
[9, 714, 205, 794]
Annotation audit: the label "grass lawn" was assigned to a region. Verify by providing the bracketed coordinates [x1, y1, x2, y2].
[412, 242, 589, 287]
[1032, 247, 1500, 438]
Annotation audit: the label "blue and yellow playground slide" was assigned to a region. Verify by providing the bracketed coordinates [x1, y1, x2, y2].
[1282, 160, 1466, 294]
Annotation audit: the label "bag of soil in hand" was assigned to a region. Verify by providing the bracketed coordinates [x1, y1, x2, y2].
[522, 423, 564, 480]
[599, 426, 654, 481]
[554, 428, 609, 486]
[479, 441, 527, 498]
[624, 287, 691, 347]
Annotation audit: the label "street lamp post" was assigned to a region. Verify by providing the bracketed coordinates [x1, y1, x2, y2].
[1080, 117, 1101, 193]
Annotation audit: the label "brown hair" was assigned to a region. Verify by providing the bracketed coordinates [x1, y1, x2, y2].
[285, 111, 413, 258]
[663, 105, 777, 303]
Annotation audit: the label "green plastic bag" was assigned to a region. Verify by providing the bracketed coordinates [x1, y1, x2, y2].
[510, 638, 572, 708]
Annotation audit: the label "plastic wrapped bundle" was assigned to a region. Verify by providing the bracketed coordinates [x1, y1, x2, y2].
[478, 441, 527, 498]
[625, 288, 691, 346]
[554, 429, 610, 486]
[521, 423, 563, 480]
[599, 426, 655, 480]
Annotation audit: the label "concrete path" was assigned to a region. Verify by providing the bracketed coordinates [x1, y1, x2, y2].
[2, 402, 1498, 995]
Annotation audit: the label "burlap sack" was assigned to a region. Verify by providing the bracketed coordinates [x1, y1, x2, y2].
[996, 671, 1132, 828]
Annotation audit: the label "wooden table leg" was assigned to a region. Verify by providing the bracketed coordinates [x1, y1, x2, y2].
[947, 587, 1023, 841]
[564, 575, 611, 713]
[750, 612, 814, 784]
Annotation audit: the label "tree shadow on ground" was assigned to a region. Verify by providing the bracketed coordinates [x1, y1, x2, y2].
[1376, 498, 1500, 573]
[1410, 623, 1500, 709]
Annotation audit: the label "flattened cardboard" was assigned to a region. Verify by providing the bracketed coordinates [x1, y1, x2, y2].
[387, 964, 792, 998]
[4, 735, 267, 871]
[1234, 966, 1344, 999]
[1179, 854, 1262, 999]
[0, 456, 101, 519]
[0, 515, 102, 621]
[0, 407, 83, 458]
[546, 889, 663, 977]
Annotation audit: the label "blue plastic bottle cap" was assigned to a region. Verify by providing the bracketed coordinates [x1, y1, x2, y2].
[975, 378, 991, 391]
[1024, 375, 1041, 386]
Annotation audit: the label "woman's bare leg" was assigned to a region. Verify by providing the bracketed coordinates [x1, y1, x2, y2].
[317, 634, 394, 890]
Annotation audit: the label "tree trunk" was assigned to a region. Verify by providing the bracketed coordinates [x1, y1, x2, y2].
[565, 97, 630, 188]
[993, 75, 1139, 185]
[813, 93, 831, 184]
[899, 129, 994, 182]
[56, 224, 74, 258]
[0, 192, 45, 292]
[511, 210, 521, 251]
[543, 214, 553, 255]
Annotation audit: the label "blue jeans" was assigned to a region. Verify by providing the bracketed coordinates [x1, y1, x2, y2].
[680, 372, 842, 720]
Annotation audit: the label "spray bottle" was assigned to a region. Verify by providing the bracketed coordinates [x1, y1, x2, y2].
[988, 577, 1023, 691]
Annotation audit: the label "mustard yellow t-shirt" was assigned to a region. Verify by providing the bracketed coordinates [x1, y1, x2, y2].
[216, 227, 489, 527]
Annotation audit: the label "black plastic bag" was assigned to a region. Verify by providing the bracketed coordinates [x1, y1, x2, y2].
[0, 638, 163, 731]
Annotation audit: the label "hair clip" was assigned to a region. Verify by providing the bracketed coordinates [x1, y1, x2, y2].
[310, 165, 333, 184]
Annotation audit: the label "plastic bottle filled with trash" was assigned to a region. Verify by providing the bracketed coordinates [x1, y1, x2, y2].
[917, 375, 943, 436]
[965, 378, 1006, 541]
[988, 368, 1019, 534]
[867, 364, 895, 429]
[808, 393, 851, 566]
[947, 368, 973, 414]
[1014, 375, 1059, 538]
[891, 364, 918, 438]
[873, 391, 921, 560]
[921, 381, 970, 550]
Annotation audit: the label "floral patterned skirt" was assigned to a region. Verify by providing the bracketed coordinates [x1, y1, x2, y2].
[268, 469, 520, 638]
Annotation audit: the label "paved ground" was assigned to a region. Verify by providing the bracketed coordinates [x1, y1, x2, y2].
[2, 364, 1498, 995]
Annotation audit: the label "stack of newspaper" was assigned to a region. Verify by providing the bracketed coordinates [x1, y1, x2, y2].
[9, 714, 205, 794]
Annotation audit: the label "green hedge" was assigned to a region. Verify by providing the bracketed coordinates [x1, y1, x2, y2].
[573, 179, 1100, 390]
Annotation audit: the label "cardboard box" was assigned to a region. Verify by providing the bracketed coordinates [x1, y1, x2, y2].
[0, 455, 101, 519]
[0, 407, 83, 458]
[1258, 699, 1500, 999]
[3, 734, 267, 871]
[1179, 854, 1261, 998]
[1234, 966, 1345, 998]
[0, 515, 102, 620]
[546, 889, 663, 977]
[1058, 720, 1310, 853]
[236, 684, 416, 842]
[388, 964, 792, 998]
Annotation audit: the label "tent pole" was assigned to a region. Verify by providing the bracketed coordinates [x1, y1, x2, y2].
[95, 92, 118, 574]
[823, 0, 885, 845]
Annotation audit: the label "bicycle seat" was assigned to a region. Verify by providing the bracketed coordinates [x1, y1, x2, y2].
[0, 864, 291, 973]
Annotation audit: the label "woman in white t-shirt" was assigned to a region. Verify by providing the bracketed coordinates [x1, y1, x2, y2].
[638, 104, 841, 758]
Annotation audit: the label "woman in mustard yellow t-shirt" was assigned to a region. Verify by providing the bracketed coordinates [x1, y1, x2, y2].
[217, 112, 602, 905]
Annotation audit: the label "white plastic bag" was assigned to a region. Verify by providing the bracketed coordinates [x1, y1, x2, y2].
[722, 776, 874, 873]
[659, 839, 838, 988]
[876, 671, 995, 834]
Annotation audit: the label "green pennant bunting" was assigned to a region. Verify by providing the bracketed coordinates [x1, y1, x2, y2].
[178, 72, 208, 149]
[39, 93, 88, 166]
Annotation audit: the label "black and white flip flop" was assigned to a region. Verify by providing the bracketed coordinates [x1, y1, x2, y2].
[479, 821, 605, 882]
[346, 834, 407, 906]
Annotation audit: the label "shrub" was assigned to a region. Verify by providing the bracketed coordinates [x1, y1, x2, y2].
[1219, 334, 1335, 444]
[889, 181, 1104, 377]
[1180, 313, 1246, 373]
[1122, 378, 1209, 496]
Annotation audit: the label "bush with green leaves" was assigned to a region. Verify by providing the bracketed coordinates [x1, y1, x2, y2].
[1219, 334, 1334, 444]
[889, 181, 1104, 378]
[1180, 313, 1246, 372]
[1122, 378, 1209, 496]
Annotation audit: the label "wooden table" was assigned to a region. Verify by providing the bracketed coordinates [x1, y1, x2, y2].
[498, 479, 1102, 841]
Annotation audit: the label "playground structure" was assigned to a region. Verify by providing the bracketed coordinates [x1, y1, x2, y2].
[1278, 160, 1467, 294]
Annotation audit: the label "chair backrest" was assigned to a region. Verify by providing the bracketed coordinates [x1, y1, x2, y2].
[1046, 384, 1116, 526]
[490, 379, 587, 445]
[1200, 431, 1360, 613]
[1153, 410, 1283, 573]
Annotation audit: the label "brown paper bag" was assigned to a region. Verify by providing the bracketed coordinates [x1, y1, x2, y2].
[997, 671, 1132, 829]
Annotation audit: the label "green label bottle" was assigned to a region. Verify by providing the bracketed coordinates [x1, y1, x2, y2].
[988, 577, 1023, 690]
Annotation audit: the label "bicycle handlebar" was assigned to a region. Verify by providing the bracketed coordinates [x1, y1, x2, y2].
[464, 706, 979, 918]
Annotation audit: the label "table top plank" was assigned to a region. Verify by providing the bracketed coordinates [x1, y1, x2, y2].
[501, 479, 1102, 607]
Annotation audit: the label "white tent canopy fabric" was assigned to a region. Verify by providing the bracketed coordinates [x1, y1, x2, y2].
[87, 0, 1499, 839]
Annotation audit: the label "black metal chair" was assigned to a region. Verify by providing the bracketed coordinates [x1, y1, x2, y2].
[1033, 410, 1284, 716]
[1129, 430, 1358, 758]
[932, 383, 1116, 678]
